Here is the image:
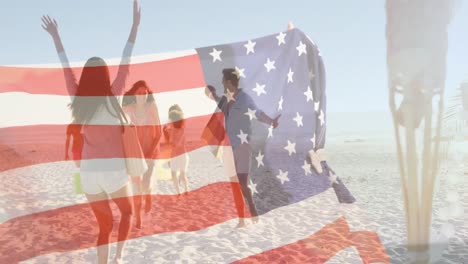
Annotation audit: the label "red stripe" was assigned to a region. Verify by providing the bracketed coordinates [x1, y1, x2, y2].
[0, 112, 227, 172]
[0, 54, 205, 96]
[234, 217, 390, 264]
[0, 182, 250, 263]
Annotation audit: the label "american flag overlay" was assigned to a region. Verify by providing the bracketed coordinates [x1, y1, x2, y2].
[197, 28, 356, 213]
[0, 28, 389, 263]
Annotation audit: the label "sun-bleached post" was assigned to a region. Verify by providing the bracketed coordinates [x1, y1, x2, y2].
[385, 0, 459, 262]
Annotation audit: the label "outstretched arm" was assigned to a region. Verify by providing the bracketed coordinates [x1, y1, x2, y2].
[205, 85, 229, 115]
[205, 85, 224, 104]
[258, 113, 281, 128]
[41, 15, 78, 96]
[41, 16, 64, 53]
[112, 0, 141, 98]
[127, 0, 141, 44]
[245, 94, 281, 128]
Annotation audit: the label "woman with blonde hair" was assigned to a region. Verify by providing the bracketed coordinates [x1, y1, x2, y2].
[164, 104, 190, 194]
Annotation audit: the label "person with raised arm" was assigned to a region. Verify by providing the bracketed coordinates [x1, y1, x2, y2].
[41, 1, 141, 263]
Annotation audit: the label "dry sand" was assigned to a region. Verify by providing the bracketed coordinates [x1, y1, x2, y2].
[0, 138, 467, 263]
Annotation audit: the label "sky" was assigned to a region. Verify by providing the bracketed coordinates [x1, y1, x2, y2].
[1, 0, 468, 113]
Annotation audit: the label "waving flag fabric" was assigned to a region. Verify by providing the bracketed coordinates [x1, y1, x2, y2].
[0, 28, 388, 263]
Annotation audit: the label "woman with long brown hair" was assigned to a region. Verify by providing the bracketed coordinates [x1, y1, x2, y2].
[41, 1, 141, 263]
[123, 80, 162, 229]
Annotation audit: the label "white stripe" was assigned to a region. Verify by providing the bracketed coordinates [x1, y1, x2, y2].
[0, 87, 218, 128]
[2, 49, 197, 68]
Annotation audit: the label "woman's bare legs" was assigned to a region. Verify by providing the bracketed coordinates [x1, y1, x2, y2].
[109, 184, 133, 262]
[86, 192, 113, 264]
[132, 178, 142, 229]
[171, 171, 181, 195]
[179, 171, 189, 193]
[142, 164, 154, 213]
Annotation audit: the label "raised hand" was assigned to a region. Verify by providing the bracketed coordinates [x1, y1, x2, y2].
[41, 15, 64, 53]
[133, 0, 141, 27]
[272, 114, 281, 128]
[205, 85, 218, 101]
[127, 0, 141, 43]
[41, 15, 59, 38]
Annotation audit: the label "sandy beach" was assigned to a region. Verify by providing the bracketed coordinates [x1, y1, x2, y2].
[0, 113, 467, 263]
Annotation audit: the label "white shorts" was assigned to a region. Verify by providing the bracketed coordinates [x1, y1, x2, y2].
[171, 153, 189, 172]
[80, 169, 129, 195]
